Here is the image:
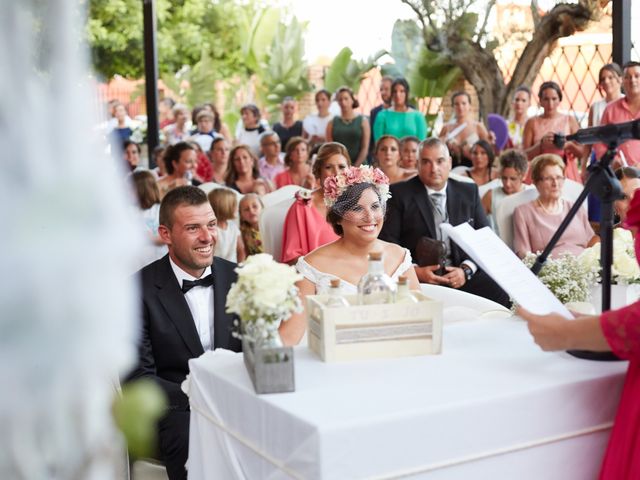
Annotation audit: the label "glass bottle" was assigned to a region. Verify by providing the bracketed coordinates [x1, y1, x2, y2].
[396, 275, 419, 304]
[357, 252, 396, 305]
[325, 279, 350, 308]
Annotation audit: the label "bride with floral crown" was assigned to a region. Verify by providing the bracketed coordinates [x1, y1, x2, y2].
[279, 165, 419, 345]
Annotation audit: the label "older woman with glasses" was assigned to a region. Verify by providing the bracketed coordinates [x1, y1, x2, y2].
[513, 154, 598, 258]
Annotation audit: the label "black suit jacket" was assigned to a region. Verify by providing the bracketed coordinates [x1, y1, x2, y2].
[379, 176, 489, 265]
[127, 254, 241, 410]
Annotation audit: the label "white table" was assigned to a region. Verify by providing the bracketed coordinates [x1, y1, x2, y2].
[186, 316, 627, 480]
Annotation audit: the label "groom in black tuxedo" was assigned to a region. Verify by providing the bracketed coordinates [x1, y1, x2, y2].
[380, 137, 509, 307]
[127, 186, 241, 480]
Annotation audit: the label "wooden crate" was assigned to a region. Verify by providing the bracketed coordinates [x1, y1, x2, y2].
[306, 292, 443, 362]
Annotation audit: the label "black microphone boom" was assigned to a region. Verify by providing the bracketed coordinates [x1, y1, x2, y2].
[565, 118, 640, 146]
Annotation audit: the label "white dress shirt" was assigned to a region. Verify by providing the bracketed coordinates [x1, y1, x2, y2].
[169, 258, 215, 351]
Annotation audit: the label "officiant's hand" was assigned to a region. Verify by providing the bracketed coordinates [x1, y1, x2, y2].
[414, 265, 449, 285]
[443, 266, 465, 289]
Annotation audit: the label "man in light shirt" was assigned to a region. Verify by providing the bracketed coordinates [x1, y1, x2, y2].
[127, 186, 240, 480]
[258, 131, 286, 182]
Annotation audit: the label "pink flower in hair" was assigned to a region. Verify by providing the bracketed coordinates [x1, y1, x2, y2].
[323, 165, 392, 208]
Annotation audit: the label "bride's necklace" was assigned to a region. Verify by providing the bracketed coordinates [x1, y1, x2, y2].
[536, 198, 562, 215]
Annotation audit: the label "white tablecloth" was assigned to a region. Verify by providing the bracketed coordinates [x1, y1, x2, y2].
[186, 317, 627, 480]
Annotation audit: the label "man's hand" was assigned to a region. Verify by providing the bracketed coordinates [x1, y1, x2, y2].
[415, 265, 466, 288]
[442, 266, 466, 289]
[414, 265, 449, 285]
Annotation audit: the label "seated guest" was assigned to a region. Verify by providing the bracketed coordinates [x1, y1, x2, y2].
[379, 137, 510, 306]
[235, 103, 267, 158]
[157, 142, 199, 199]
[482, 149, 529, 233]
[123, 140, 142, 173]
[225, 145, 271, 194]
[126, 186, 241, 480]
[373, 77, 428, 142]
[374, 135, 416, 184]
[208, 137, 230, 184]
[438, 91, 490, 168]
[462, 140, 498, 186]
[208, 188, 245, 263]
[272, 97, 303, 152]
[274, 137, 315, 189]
[129, 170, 166, 268]
[302, 89, 334, 150]
[189, 109, 221, 153]
[518, 190, 640, 480]
[399, 135, 419, 170]
[152, 145, 167, 178]
[280, 165, 419, 345]
[257, 131, 285, 182]
[615, 166, 640, 222]
[281, 142, 351, 264]
[513, 154, 598, 258]
[163, 103, 191, 145]
[239, 193, 265, 256]
[192, 142, 213, 183]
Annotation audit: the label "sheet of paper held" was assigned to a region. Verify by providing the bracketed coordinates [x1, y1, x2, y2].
[440, 223, 574, 319]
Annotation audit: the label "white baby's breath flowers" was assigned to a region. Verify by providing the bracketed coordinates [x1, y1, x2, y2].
[226, 254, 303, 341]
[523, 252, 599, 304]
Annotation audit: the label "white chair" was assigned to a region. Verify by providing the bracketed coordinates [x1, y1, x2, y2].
[478, 178, 501, 200]
[495, 179, 585, 249]
[451, 166, 470, 176]
[261, 185, 306, 209]
[131, 459, 170, 480]
[449, 172, 475, 184]
[198, 182, 243, 200]
[420, 284, 510, 322]
[260, 196, 297, 262]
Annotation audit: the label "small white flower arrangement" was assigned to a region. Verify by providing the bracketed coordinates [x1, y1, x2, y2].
[579, 229, 640, 284]
[522, 252, 599, 304]
[226, 254, 303, 344]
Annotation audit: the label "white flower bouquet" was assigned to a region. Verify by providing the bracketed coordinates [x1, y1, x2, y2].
[226, 254, 303, 345]
[579, 228, 640, 284]
[523, 252, 599, 304]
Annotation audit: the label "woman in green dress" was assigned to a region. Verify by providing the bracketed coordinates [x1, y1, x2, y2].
[373, 77, 428, 142]
[326, 86, 371, 166]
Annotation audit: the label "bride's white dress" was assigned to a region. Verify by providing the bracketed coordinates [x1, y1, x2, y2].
[296, 248, 414, 294]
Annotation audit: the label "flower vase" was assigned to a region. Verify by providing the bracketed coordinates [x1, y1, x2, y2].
[241, 319, 294, 394]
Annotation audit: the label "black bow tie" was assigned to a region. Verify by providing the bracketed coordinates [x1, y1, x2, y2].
[181, 274, 214, 293]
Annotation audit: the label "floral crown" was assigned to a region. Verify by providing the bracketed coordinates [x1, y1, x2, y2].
[323, 165, 391, 209]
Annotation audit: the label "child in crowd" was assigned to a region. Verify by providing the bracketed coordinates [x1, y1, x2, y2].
[239, 193, 264, 256]
[130, 170, 166, 268]
[399, 136, 419, 170]
[207, 188, 245, 263]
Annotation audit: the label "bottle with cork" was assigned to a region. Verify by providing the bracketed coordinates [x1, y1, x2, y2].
[357, 252, 396, 305]
[325, 278, 350, 307]
[395, 275, 418, 303]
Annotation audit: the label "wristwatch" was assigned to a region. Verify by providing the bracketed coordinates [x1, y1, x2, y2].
[461, 264, 473, 282]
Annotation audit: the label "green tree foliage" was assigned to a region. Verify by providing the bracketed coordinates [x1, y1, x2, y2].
[324, 47, 386, 94]
[87, 0, 248, 79]
[401, 0, 604, 118]
[262, 16, 312, 110]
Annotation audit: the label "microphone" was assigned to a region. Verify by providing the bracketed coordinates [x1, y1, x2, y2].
[553, 119, 640, 148]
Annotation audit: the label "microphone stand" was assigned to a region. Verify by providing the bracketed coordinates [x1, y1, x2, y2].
[530, 142, 624, 361]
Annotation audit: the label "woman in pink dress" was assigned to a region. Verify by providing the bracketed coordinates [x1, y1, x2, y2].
[513, 154, 598, 258]
[522, 81, 580, 183]
[273, 137, 315, 190]
[280, 142, 351, 264]
[518, 188, 640, 479]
